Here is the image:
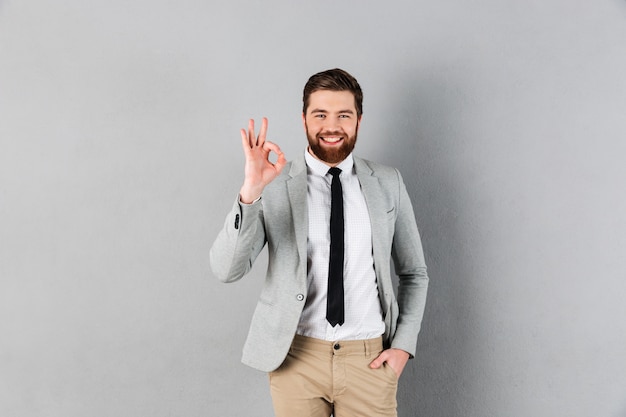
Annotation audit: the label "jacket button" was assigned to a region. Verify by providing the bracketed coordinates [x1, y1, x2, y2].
[296, 294, 304, 301]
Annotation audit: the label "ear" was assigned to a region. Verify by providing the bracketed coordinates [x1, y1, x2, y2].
[302, 113, 306, 130]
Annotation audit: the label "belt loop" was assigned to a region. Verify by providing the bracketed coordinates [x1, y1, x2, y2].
[364, 339, 369, 356]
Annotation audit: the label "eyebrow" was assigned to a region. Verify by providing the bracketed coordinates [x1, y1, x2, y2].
[310, 109, 355, 114]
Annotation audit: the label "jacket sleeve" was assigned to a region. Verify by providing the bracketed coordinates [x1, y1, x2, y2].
[209, 197, 267, 283]
[389, 170, 429, 357]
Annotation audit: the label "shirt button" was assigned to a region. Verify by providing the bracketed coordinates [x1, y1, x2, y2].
[334, 343, 340, 350]
[296, 294, 304, 301]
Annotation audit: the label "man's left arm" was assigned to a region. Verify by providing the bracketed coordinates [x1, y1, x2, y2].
[370, 169, 429, 377]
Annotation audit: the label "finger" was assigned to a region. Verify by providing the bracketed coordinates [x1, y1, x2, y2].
[241, 128, 251, 152]
[262, 141, 282, 155]
[263, 142, 286, 168]
[247, 119, 256, 147]
[257, 117, 268, 146]
[274, 152, 287, 173]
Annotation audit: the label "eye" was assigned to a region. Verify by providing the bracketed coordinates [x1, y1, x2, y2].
[339, 114, 350, 119]
[315, 114, 326, 119]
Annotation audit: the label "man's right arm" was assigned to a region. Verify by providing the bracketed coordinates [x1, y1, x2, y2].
[209, 118, 286, 282]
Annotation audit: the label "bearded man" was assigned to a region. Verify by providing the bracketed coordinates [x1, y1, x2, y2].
[210, 68, 429, 417]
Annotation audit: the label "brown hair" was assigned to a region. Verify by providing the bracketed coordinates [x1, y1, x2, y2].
[302, 68, 363, 117]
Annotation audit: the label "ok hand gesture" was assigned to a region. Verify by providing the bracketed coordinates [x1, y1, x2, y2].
[239, 118, 287, 203]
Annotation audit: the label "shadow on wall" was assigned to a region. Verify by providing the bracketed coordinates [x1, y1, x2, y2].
[373, 68, 478, 417]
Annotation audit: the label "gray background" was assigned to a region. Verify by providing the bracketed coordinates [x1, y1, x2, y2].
[1, 1, 625, 416]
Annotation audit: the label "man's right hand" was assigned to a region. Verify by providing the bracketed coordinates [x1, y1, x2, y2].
[239, 118, 287, 204]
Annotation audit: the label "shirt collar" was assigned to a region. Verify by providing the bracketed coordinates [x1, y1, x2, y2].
[304, 148, 354, 177]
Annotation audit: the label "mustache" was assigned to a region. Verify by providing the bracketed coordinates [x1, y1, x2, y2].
[318, 130, 345, 136]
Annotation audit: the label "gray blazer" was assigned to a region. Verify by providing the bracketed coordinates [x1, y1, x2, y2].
[210, 155, 429, 372]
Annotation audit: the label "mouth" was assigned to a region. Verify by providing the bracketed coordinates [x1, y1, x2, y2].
[319, 135, 344, 145]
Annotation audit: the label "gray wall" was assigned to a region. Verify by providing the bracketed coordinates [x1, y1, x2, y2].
[1, 1, 625, 416]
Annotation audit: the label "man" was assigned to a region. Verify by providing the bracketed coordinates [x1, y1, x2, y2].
[210, 68, 428, 417]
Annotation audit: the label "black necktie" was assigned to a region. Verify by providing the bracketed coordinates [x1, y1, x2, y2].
[327, 167, 344, 327]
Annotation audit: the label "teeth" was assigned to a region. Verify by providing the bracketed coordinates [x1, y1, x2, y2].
[321, 137, 342, 143]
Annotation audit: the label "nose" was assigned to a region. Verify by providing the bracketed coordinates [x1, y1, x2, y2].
[323, 118, 341, 132]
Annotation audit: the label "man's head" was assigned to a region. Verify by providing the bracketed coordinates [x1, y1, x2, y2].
[302, 69, 363, 166]
[303, 68, 363, 118]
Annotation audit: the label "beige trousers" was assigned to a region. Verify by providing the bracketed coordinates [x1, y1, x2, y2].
[268, 335, 398, 417]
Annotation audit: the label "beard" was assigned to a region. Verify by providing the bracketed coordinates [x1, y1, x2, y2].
[305, 123, 358, 165]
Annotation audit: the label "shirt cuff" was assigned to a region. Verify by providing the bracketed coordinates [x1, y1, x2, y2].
[238, 195, 262, 205]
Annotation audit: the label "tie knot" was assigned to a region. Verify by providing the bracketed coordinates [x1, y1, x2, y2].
[328, 167, 342, 178]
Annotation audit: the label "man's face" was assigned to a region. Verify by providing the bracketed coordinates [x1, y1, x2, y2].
[303, 90, 361, 166]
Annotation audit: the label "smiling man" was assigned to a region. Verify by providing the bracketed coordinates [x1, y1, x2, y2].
[210, 68, 429, 417]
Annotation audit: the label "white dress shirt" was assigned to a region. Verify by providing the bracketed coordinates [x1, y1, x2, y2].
[296, 150, 385, 341]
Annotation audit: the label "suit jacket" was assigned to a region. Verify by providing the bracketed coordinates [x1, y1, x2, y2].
[210, 155, 429, 372]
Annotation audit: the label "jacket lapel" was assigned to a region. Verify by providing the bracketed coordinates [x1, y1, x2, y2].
[286, 156, 308, 270]
[355, 157, 390, 280]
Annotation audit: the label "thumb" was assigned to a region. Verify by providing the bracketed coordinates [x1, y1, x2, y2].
[369, 352, 388, 369]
